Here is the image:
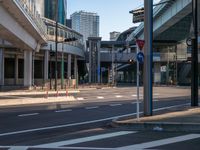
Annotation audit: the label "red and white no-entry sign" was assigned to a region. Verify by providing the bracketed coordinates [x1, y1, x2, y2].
[136, 39, 145, 50]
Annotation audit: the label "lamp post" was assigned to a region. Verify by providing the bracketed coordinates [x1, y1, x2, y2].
[55, 0, 58, 91]
[61, 42, 64, 89]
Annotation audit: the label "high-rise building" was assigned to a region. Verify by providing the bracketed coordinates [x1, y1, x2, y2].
[70, 11, 99, 43]
[42, 0, 67, 25]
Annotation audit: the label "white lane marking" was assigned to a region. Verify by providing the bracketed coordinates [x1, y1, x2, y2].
[9, 146, 29, 150]
[18, 113, 39, 117]
[154, 100, 159, 102]
[97, 96, 104, 99]
[37, 131, 136, 148]
[110, 104, 122, 107]
[77, 97, 84, 100]
[115, 95, 123, 98]
[0, 103, 189, 137]
[154, 93, 160, 96]
[118, 134, 200, 150]
[55, 109, 72, 113]
[85, 106, 99, 110]
[132, 94, 137, 97]
[6, 146, 113, 150]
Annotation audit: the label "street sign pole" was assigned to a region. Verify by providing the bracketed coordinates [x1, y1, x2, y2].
[191, 0, 198, 106]
[144, 0, 153, 116]
[136, 45, 140, 121]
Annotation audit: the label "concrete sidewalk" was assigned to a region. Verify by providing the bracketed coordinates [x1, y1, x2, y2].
[0, 84, 113, 107]
[112, 105, 200, 132]
[0, 89, 81, 107]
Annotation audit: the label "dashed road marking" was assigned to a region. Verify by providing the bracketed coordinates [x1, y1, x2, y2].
[115, 95, 123, 98]
[0, 103, 189, 137]
[85, 106, 99, 110]
[18, 113, 39, 117]
[55, 109, 72, 113]
[77, 97, 84, 100]
[110, 104, 122, 107]
[97, 96, 104, 99]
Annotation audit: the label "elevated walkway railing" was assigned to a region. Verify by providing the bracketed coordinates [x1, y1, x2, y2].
[14, 0, 47, 39]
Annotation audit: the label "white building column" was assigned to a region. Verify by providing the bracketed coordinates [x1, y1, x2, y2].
[67, 54, 71, 79]
[154, 63, 161, 84]
[74, 55, 78, 84]
[44, 50, 49, 82]
[24, 50, 32, 88]
[15, 55, 19, 85]
[0, 48, 4, 86]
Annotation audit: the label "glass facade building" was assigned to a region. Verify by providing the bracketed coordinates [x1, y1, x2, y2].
[71, 11, 99, 43]
[44, 0, 67, 25]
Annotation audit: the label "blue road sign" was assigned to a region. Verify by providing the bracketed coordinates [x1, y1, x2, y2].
[137, 52, 144, 64]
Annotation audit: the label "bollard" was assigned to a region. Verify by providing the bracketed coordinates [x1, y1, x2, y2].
[66, 88, 68, 97]
[45, 87, 49, 99]
[56, 90, 59, 97]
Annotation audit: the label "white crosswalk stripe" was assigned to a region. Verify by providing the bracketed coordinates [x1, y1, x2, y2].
[37, 131, 136, 148]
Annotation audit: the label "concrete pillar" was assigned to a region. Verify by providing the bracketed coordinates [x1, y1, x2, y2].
[89, 41, 92, 83]
[44, 50, 49, 82]
[154, 63, 161, 84]
[74, 55, 77, 80]
[97, 41, 101, 83]
[24, 50, 32, 88]
[15, 55, 19, 85]
[67, 54, 71, 79]
[0, 48, 4, 86]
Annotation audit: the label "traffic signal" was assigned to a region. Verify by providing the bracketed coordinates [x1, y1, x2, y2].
[50, 51, 55, 56]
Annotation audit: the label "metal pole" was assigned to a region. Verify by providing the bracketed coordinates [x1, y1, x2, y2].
[144, 0, 153, 116]
[112, 45, 115, 85]
[50, 45, 52, 90]
[191, 0, 198, 106]
[61, 42, 64, 89]
[55, 0, 58, 91]
[136, 45, 140, 121]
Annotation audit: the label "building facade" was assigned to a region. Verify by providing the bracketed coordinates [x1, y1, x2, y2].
[110, 31, 120, 41]
[70, 11, 99, 43]
[44, 0, 67, 25]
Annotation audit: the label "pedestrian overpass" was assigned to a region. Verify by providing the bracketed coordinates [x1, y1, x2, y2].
[0, 0, 85, 89]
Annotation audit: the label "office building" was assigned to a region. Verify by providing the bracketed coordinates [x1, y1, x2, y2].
[44, 0, 67, 25]
[71, 11, 99, 43]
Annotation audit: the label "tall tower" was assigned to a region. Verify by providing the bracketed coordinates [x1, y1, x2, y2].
[70, 11, 99, 43]
[44, 0, 67, 25]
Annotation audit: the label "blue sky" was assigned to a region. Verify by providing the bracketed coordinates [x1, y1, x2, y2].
[67, 0, 160, 40]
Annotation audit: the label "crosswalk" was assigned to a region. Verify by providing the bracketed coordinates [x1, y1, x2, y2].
[2, 130, 200, 150]
[75, 93, 160, 101]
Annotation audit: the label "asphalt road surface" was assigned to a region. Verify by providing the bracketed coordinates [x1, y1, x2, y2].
[0, 87, 199, 150]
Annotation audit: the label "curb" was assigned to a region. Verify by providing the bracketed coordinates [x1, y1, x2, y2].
[111, 119, 200, 132]
[0, 96, 77, 107]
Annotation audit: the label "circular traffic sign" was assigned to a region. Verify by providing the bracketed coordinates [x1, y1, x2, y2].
[137, 52, 144, 64]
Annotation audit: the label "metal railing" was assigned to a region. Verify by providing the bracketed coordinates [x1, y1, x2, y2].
[15, 0, 47, 39]
[43, 18, 84, 49]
